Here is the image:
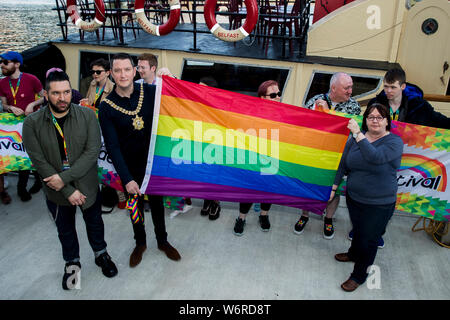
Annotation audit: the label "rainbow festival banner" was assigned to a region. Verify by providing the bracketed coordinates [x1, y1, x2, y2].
[0, 113, 123, 192]
[326, 109, 450, 222]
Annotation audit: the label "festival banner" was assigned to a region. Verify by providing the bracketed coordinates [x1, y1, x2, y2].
[0, 114, 31, 174]
[0, 112, 123, 191]
[140, 77, 350, 214]
[327, 110, 450, 222]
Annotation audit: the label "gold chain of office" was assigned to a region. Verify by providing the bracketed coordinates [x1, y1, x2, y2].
[103, 83, 145, 130]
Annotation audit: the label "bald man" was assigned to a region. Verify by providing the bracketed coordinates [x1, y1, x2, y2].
[304, 72, 361, 114]
[296, 72, 361, 240]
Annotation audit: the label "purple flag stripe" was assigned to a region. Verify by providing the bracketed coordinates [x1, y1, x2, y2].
[146, 176, 327, 214]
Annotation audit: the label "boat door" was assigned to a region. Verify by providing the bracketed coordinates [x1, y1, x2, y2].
[397, 0, 450, 95]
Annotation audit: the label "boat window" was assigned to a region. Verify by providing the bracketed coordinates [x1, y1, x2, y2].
[181, 59, 290, 98]
[79, 51, 140, 96]
[302, 71, 383, 106]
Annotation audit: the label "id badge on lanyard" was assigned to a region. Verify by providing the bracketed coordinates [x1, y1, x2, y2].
[62, 159, 70, 171]
[51, 114, 70, 171]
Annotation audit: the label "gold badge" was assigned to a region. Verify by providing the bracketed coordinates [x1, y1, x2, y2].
[132, 115, 144, 130]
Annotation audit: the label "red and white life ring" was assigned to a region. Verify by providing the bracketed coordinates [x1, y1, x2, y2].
[66, 0, 106, 32]
[204, 0, 258, 42]
[135, 0, 181, 36]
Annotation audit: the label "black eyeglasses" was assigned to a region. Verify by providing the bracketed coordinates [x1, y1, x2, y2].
[367, 116, 385, 122]
[265, 92, 281, 99]
[0, 60, 11, 65]
[91, 70, 105, 75]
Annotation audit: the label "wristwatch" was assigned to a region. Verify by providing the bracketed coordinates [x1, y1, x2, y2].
[352, 131, 361, 139]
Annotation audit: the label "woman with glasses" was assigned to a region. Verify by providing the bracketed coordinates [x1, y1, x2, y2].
[81, 58, 114, 110]
[233, 80, 281, 236]
[332, 103, 403, 292]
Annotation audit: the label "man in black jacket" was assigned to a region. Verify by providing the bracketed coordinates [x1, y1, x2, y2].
[98, 53, 180, 268]
[369, 68, 450, 129]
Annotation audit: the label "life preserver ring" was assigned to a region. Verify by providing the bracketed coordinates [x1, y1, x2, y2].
[135, 0, 181, 36]
[66, 0, 106, 32]
[204, 0, 258, 42]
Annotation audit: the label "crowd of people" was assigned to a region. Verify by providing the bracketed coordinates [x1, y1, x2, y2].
[1, 49, 449, 292]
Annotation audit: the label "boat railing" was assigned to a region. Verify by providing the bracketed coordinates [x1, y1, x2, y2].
[53, 0, 315, 59]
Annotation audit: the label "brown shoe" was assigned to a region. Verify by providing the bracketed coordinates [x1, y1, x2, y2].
[335, 252, 352, 262]
[0, 191, 11, 205]
[158, 242, 181, 261]
[129, 245, 147, 267]
[341, 278, 360, 292]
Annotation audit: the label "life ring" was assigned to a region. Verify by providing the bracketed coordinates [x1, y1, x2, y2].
[204, 0, 258, 42]
[66, 0, 106, 32]
[135, 0, 181, 36]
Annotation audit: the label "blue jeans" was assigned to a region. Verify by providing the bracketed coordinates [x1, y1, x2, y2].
[346, 194, 395, 284]
[46, 189, 107, 262]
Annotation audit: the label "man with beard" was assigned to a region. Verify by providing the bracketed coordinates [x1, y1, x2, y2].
[98, 53, 181, 268]
[22, 70, 118, 290]
[0, 51, 43, 203]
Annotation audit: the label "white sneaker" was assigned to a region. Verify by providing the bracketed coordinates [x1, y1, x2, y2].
[182, 205, 193, 213]
[169, 210, 182, 219]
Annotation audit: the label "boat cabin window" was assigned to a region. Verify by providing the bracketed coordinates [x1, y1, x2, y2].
[181, 59, 290, 98]
[303, 71, 382, 106]
[79, 51, 140, 96]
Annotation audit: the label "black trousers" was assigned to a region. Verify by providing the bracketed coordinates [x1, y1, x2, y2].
[346, 194, 395, 284]
[46, 190, 107, 262]
[131, 194, 167, 246]
[17, 170, 40, 191]
[239, 202, 272, 214]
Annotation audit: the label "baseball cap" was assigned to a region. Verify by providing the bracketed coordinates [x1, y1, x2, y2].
[0, 51, 23, 65]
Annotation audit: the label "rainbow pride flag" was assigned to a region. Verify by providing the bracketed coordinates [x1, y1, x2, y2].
[140, 77, 350, 213]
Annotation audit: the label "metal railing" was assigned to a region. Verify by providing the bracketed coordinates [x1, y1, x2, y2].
[53, 0, 314, 59]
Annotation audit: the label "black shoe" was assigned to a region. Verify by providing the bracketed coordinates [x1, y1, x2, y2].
[29, 181, 42, 194]
[294, 216, 309, 235]
[17, 188, 31, 202]
[95, 252, 118, 278]
[208, 201, 221, 220]
[62, 261, 81, 290]
[200, 201, 211, 216]
[259, 215, 270, 231]
[323, 217, 335, 240]
[233, 218, 246, 236]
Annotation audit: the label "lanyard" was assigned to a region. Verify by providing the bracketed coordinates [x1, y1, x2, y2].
[324, 94, 336, 111]
[390, 107, 399, 121]
[93, 83, 106, 106]
[9, 73, 22, 106]
[51, 113, 69, 166]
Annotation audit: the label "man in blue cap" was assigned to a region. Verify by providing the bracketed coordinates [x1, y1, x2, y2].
[0, 51, 44, 203]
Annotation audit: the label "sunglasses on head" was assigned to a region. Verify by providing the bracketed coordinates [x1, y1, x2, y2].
[91, 70, 105, 75]
[265, 91, 281, 99]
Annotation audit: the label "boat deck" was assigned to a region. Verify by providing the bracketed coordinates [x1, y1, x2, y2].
[0, 174, 449, 300]
[52, 22, 397, 70]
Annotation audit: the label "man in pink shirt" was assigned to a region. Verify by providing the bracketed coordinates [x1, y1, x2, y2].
[0, 51, 44, 203]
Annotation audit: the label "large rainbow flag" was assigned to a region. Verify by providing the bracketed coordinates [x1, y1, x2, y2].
[140, 77, 350, 214]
